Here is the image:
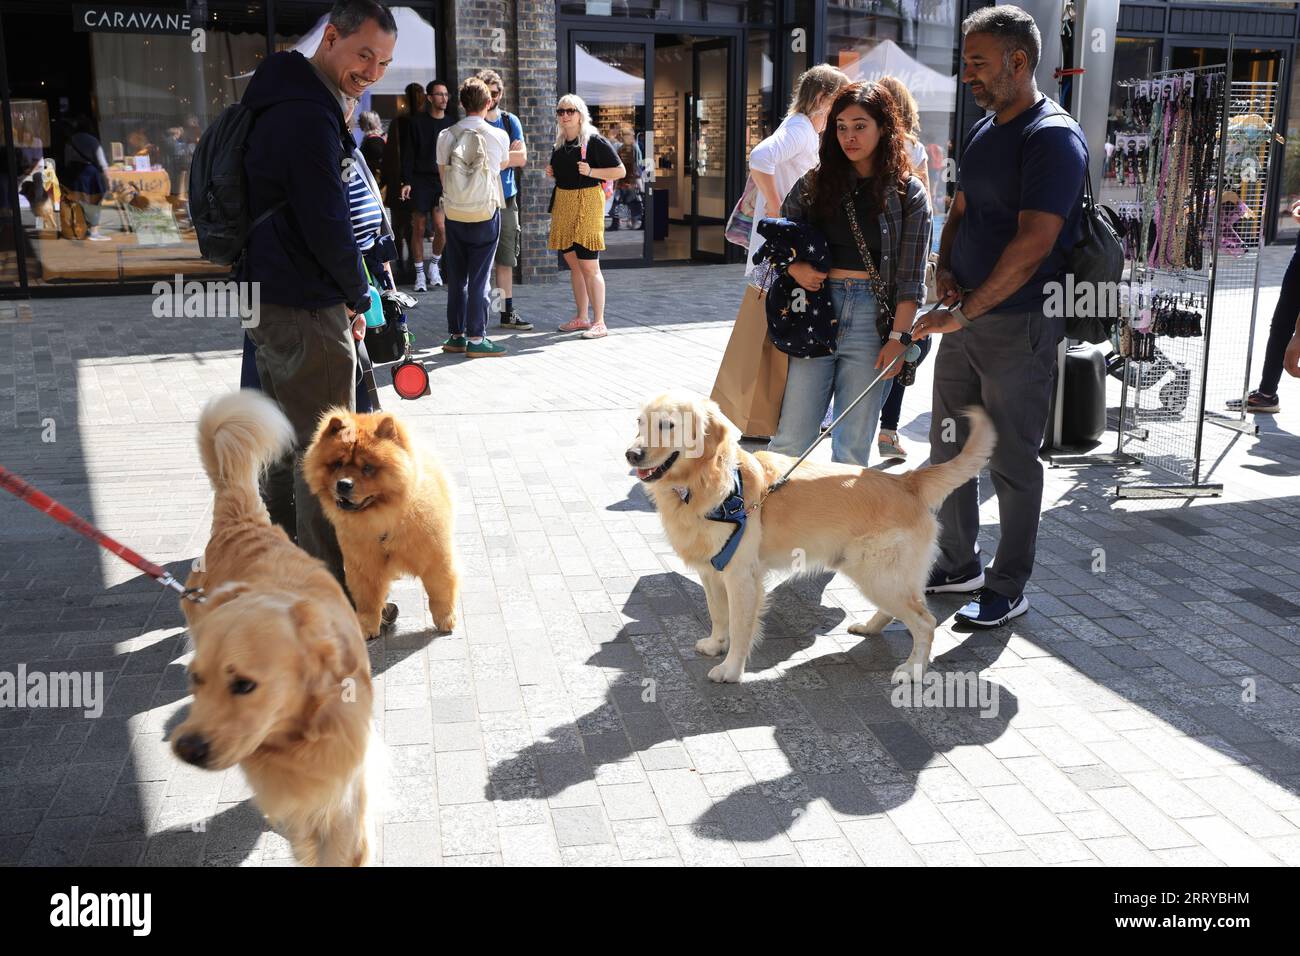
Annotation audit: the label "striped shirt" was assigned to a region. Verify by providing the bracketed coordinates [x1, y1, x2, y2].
[347, 161, 385, 252]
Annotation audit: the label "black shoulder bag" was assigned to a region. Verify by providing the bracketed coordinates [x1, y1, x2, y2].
[842, 191, 921, 387]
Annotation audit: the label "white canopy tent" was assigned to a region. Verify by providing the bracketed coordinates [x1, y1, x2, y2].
[841, 39, 957, 113]
[574, 43, 644, 106]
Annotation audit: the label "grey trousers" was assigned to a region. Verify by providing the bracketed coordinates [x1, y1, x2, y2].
[247, 301, 356, 587]
[928, 309, 1063, 598]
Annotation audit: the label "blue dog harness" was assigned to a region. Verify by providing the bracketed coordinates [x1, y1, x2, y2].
[684, 467, 748, 572]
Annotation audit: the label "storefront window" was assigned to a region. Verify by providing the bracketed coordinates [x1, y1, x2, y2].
[558, 1, 776, 21]
[824, 0, 958, 213]
[746, 29, 775, 154]
[1280, 52, 1300, 241]
[1, 2, 437, 290]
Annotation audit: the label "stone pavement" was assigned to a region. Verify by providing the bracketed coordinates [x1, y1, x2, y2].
[1, 249, 1299, 867]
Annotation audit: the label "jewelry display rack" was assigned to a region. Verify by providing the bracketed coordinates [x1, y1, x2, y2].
[1112, 40, 1279, 498]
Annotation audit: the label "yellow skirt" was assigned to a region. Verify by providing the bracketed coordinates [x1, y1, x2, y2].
[548, 186, 606, 251]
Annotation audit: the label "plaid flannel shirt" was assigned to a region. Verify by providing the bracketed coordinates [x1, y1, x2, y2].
[780, 171, 932, 307]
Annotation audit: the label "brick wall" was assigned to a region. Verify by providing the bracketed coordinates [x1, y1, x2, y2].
[445, 0, 560, 283]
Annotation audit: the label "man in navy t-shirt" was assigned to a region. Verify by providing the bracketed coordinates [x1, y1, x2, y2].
[913, 5, 1087, 629]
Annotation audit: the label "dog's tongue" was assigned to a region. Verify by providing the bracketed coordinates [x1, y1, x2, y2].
[636, 467, 653, 481]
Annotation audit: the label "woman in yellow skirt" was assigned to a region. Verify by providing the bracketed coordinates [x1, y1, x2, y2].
[546, 94, 625, 339]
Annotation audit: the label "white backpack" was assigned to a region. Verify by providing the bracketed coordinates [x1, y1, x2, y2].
[441, 124, 503, 222]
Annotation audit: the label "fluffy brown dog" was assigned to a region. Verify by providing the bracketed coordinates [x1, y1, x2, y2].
[627, 391, 996, 683]
[173, 390, 374, 867]
[303, 408, 459, 639]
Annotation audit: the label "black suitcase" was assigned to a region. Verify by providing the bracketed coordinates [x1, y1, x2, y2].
[1061, 345, 1107, 446]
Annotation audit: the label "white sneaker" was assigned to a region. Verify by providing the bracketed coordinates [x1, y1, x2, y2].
[413, 270, 427, 293]
[427, 261, 443, 287]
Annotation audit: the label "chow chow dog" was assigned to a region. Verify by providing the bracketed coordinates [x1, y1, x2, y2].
[627, 391, 995, 683]
[304, 408, 459, 639]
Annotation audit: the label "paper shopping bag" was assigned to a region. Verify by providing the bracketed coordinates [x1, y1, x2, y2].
[710, 284, 789, 438]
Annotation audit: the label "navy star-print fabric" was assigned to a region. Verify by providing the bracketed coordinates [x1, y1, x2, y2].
[753, 217, 837, 359]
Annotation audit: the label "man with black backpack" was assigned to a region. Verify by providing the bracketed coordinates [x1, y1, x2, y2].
[912, 5, 1086, 629]
[229, 0, 396, 585]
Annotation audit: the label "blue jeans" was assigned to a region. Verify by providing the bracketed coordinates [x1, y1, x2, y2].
[443, 212, 500, 339]
[770, 278, 886, 467]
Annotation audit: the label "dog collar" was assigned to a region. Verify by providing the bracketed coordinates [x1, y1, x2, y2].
[703, 467, 747, 572]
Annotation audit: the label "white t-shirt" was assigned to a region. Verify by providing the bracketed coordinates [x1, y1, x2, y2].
[908, 138, 926, 170]
[745, 112, 820, 276]
[435, 115, 510, 173]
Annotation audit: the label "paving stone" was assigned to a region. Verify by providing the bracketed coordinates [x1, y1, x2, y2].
[4, 260, 1300, 866]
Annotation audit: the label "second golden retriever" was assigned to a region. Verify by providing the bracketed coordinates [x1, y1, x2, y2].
[627, 391, 995, 683]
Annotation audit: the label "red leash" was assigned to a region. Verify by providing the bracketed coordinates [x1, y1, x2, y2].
[0, 464, 205, 602]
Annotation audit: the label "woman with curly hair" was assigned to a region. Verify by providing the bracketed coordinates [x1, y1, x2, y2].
[768, 82, 932, 466]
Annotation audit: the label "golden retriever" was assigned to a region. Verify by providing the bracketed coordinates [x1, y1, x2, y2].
[172, 390, 375, 867]
[627, 391, 995, 683]
[302, 408, 459, 639]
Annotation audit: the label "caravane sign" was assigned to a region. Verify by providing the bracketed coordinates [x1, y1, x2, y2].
[72, 5, 192, 35]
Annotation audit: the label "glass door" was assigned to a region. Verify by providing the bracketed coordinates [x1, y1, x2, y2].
[689, 39, 729, 261]
[571, 33, 653, 266]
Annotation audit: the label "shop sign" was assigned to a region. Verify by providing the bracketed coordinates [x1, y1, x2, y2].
[72, 5, 192, 35]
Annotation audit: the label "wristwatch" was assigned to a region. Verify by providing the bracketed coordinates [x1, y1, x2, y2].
[950, 304, 972, 327]
[888, 330, 914, 346]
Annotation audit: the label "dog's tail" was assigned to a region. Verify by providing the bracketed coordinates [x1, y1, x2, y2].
[197, 389, 294, 525]
[908, 407, 997, 512]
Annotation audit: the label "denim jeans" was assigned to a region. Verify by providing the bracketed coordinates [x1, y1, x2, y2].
[443, 212, 501, 339]
[770, 278, 886, 467]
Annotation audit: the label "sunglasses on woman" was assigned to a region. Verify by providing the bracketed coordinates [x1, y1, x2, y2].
[556, 107, 578, 116]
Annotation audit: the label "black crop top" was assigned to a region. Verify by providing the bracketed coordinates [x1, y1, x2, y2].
[550, 135, 621, 190]
[782, 175, 881, 272]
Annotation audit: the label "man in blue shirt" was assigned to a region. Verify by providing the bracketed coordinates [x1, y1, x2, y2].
[913, 5, 1086, 628]
[478, 69, 532, 330]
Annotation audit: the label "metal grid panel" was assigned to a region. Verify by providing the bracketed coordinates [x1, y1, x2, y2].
[1113, 64, 1277, 493]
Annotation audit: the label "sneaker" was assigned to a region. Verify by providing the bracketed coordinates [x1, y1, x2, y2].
[441, 334, 467, 353]
[413, 271, 427, 293]
[559, 317, 592, 333]
[466, 338, 507, 358]
[381, 602, 399, 627]
[580, 323, 608, 339]
[878, 429, 906, 460]
[1226, 390, 1280, 413]
[500, 310, 533, 330]
[427, 261, 442, 287]
[924, 565, 985, 594]
[954, 589, 1029, 629]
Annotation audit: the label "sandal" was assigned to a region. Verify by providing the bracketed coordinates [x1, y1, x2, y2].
[580, 323, 608, 339]
[877, 429, 906, 460]
[558, 317, 592, 333]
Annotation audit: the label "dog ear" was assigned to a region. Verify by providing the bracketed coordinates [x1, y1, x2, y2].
[186, 580, 251, 628]
[320, 409, 354, 442]
[290, 600, 360, 684]
[374, 415, 405, 447]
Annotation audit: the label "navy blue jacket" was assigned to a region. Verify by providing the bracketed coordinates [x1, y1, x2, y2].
[238, 51, 367, 309]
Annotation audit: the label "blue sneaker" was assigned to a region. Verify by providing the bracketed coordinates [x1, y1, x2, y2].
[955, 590, 1029, 628]
[925, 565, 985, 594]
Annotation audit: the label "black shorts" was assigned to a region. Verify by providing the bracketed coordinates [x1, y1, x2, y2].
[562, 243, 599, 261]
[410, 172, 441, 214]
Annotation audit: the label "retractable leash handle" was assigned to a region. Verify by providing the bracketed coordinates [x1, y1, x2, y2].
[745, 303, 950, 516]
[0, 464, 205, 603]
